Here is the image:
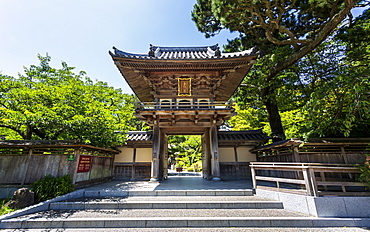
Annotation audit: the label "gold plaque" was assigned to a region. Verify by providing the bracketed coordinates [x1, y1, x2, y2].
[178, 78, 191, 96]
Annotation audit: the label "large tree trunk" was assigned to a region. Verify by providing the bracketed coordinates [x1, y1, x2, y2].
[265, 100, 285, 142]
[262, 87, 285, 142]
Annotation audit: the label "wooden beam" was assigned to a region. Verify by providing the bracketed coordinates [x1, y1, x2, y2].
[211, 125, 221, 181]
[150, 124, 160, 181]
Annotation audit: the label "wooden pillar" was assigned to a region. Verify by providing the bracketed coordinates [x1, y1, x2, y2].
[162, 135, 169, 179]
[210, 125, 221, 181]
[158, 131, 166, 180]
[72, 148, 81, 185]
[131, 147, 137, 181]
[293, 145, 303, 179]
[88, 154, 94, 181]
[340, 146, 352, 179]
[21, 149, 33, 186]
[292, 146, 300, 162]
[150, 124, 161, 181]
[340, 146, 350, 164]
[234, 146, 239, 179]
[202, 132, 211, 179]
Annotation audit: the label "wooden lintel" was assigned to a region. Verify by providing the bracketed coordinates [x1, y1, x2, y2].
[159, 121, 212, 127]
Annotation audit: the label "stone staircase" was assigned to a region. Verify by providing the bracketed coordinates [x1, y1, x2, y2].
[1, 189, 369, 230]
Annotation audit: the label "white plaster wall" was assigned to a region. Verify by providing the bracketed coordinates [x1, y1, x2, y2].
[114, 147, 134, 163]
[237, 146, 256, 162]
[136, 148, 152, 162]
[219, 147, 235, 162]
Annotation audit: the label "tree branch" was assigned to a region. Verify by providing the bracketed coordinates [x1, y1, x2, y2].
[0, 124, 26, 139]
[267, 0, 355, 82]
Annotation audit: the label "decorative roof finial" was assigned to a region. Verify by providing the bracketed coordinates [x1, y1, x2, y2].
[215, 46, 221, 58]
[148, 44, 155, 57]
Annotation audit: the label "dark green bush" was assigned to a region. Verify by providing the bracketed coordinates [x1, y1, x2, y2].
[358, 154, 370, 189]
[31, 174, 74, 203]
[0, 198, 16, 216]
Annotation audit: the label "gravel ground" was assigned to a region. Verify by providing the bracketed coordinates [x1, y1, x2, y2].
[2, 227, 369, 232]
[14, 208, 309, 220]
[61, 196, 274, 202]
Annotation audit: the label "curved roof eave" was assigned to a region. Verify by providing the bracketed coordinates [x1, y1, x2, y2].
[110, 46, 258, 61]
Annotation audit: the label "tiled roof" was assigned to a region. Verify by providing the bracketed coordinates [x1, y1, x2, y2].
[126, 131, 153, 142]
[110, 44, 257, 60]
[125, 130, 269, 143]
[250, 139, 301, 152]
[0, 140, 80, 147]
[252, 138, 370, 152]
[218, 129, 270, 142]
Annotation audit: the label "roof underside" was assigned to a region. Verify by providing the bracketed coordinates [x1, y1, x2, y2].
[110, 45, 258, 102]
[218, 130, 270, 142]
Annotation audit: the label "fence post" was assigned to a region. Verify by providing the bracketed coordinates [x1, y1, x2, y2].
[21, 149, 33, 186]
[250, 164, 257, 190]
[302, 167, 313, 196]
[72, 148, 81, 185]
[308, 167, 319, 197]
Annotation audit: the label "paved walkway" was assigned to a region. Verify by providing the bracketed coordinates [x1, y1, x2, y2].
[83, 175, 253, 192]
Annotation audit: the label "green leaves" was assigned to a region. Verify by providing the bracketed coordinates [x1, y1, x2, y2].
[0, 54, 139, 147]
[31, 174, 74, 203]
[194, 2, 369, 139]
[168, 135, 202, 168]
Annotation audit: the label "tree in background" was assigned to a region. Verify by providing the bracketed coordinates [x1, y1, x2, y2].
[192, 0, 369, 140]
[0, 54, 143, 148]
[168, 135, 202, 170]
[302, 9, 370, 137]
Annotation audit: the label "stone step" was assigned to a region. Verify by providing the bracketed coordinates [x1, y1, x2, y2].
[1, 188, 369, 230]
[50, 200, 284, 210]
[8, 228, 368, 232]
[63, 195, 267, 202]
[2, 216, 369, 229]
[84, 189, 254, 197]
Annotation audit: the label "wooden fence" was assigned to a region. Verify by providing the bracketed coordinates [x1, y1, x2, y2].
[0, 141, 118, 187]
[254, 138, 369, 165]
[250, 162, 368, 196]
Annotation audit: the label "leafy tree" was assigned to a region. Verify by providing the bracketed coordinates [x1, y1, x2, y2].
[168, 135, 202, 168]
[192, 0, 369, 140]
[228, 9, 370, 138]
[228, 104, 268, 131]
[302, 9, 370, 137]
[0, 54, 140, 147]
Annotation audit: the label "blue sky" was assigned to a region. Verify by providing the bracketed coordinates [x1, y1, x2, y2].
[0, 0, 237, 94]
[1, 1, 367, 94]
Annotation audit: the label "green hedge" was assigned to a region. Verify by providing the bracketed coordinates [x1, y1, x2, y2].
[31, 174, 74, 203]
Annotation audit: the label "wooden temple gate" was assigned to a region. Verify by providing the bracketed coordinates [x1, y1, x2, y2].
[110, 44, 264, 181]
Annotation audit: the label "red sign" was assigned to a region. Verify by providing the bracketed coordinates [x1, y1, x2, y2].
[77, 155, 92, 173]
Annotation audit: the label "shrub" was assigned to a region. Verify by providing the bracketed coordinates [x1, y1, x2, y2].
[187, 167, 194, 172]
[31, 174, 74, 203]
[0, 199, 16, 216]
[358, 154, 370, 189]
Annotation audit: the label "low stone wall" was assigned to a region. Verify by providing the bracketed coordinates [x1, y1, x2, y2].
[256, 189, 370, 217]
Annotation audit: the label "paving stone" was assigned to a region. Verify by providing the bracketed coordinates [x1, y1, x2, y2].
[1, 176, 369, 230]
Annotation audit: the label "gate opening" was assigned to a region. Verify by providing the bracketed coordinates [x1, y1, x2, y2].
[166, 135, 203, 177]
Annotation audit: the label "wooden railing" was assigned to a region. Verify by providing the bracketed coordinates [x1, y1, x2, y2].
[135, 101, 234, 110]
[250, 162, 367, 196]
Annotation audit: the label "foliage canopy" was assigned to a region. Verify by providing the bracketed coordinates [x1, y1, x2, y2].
[0, 54, 145, 147]
[193, 0, 370, 139]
